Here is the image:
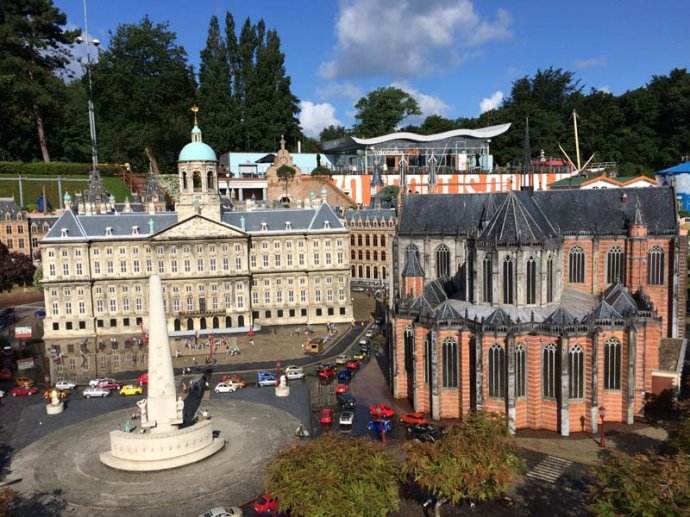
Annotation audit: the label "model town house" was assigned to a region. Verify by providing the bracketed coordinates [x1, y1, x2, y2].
[40, 122, 353, 380]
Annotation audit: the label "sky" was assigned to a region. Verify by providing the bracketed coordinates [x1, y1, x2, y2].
[56, 0, 690, 138]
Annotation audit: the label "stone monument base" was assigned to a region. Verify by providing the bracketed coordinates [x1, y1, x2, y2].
[275, 385, 290, 397]
[100, 419, 224, 472]
[46, 402, 64, 415]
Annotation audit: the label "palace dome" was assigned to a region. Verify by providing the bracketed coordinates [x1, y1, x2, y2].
[178, 125, 217, 162]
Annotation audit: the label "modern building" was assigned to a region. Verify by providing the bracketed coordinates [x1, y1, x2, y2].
[392, 188, 686, 435]
[656, 160, 690, 211]
[550, 175, 657, 190]
[40, 121, 353, 381]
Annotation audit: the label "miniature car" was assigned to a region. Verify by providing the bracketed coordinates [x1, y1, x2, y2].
[220, 374, 246, 387]
[337, 369, 352, 383]
[339, 410, 355, 427]
[345, 360, 360, 371]
[89, 377, 117, 387]
[337, 393, 356, 410]
[119, 384, 144, 396]
[83, 386, 110, 398]
[359, 342, 371, 352]
[43, 388, 69, 400]
[358, 339, 368, 347]
[400, 411, 429, 425]
[137, 372, 148, 386]
[257, 371, 277, 387]
[99, 380, 122, 391]
[284, 365, 305, 380]
[365, 330, 374, 338]
[253, 494, 279, 514]
[319, 407, 334, 425]
[317, 365, 336, 380]
[335, 383, 349, 395]
[15, 376, 34, 388]
[9, 385, 38, 397]
[198, 507, 243, 517]
[352, 351, 367, 361]
[369, 403, 395, 419]
[55, 380, 77, 390]
[214, 381, 242, 393]
[407, 423, 442, 442]
[335, 354, 349, 365]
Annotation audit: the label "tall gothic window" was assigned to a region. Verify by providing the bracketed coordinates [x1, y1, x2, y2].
[483, 255, 493, 303]
[442, 338, 458, 387]
[404, 327, 414, 374]
[542, 344, 558, 398]
[604, 338, 621, 389]
[568, 345, 584, 398]
[515, 343, 526, 397]
[503, 256, 514, 304]
[424, 333, 432, 384]
[648, 246, 664, 285]
[606, 246, 624, 284]
[569, 246, 585, 283]
[436, 244, 450, 278]
[526, 256, 537, 304]
[488, 344, 505, 398]
[546, 255, 554, 303]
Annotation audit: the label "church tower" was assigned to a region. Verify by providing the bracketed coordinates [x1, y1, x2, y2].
[176, 106, 221, 221]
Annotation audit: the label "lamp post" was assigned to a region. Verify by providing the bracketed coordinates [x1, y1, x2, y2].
[599, 405, 606, 448]
[76, 0, 100, 173]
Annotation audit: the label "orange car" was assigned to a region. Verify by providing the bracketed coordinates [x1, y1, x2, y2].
[221, 374, 246, 387]
[400, 411, 429, 425]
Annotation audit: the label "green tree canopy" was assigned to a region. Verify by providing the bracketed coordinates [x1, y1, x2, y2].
[378, 185, 400, 208]
[319, 124, 348, 143]
[266, 433, 400, 516]
[354, 87, 420, 137]
[91, 17, 197, 172]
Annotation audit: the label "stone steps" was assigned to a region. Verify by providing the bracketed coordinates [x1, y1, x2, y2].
[526, 455, 572, 484]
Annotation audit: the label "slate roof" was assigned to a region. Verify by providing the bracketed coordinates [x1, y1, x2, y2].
[344, 208, 396, 222]
[434, 301, 462, 321]
[0, 198, 21, 217]
[544, 307, 577, 326]
[484, 307, 513, 326]
[402, 247, 425, 277]
[222, 203, 345, 233]
[604, 283, 639, 316]
[399, 187, 677, 238]
[585, 300, 623, 323]
[43, 210, 178, 240]
[407, 295, 435, 316]
[423, 280, 447, 306]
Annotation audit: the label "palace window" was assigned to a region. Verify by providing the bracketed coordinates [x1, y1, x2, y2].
[515, 344, 526, 397]
[502, 256, 514, 304]
[442, 338, 458, 388]
[526, 256, 537, 304]
[648, 246, 664, 285]
[546, 255, 554, 303]
[542, 344, 558, 398]
[482, 255, 493, 303]
[569, 246, 585, 283]
[604, 338, 621, 390]
[569, 345, 584, 398]
[436, 244, 450, 278]
[606, 246, 624, 284]
[488, 344, 505, 398]
[404, 327, 414, 374]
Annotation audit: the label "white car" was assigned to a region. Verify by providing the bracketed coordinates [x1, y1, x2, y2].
[55, 380, 77, 390]
[284, 365, 305, 380]
[83, 386, 110, 398]
[365, 330, 374, 338]
[199, 507, 243, 517]
[89, 377, 115, 387]
[339, 410, 355, 427]
[335, 354, 349, 365]
[214, 382, 240, 393]
[358, 339, 368, 347]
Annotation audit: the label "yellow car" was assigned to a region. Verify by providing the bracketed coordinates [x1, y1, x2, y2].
[119, 384, 144, 396]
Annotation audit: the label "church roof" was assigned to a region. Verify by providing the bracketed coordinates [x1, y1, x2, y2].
[402, 247, 425, 277]
[407, 295, 435, 316]
[484, 307, 513, 326]
[434, 301, 462, 322]
[424, 279, 448, 306]
[544, 306, 577, 326]
[604, 283, 639, 316]
[585, 300, 623, 323]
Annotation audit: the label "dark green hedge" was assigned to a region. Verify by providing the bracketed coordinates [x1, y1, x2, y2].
[0, 161, 123, 176]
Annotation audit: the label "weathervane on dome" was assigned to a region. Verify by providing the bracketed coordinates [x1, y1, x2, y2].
[190, 105, 199, 125]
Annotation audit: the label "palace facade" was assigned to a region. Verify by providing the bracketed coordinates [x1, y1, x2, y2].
[393, 188, 686, 435]
[40, 122, 352, 381]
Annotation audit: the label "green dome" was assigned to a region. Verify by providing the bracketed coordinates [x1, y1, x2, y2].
[178, 141, 217, 162]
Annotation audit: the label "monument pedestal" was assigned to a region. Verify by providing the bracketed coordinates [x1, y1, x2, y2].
[275, 385, 290, 397]
[46, 401, 64, 415]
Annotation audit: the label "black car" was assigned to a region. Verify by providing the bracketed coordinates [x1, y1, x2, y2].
[407, 423, 442, 442]
[337, 392, 356, 410]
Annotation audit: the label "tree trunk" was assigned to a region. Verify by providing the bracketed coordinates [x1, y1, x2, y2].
[145, 146, 161, 174]
[34, 104, 50, 163]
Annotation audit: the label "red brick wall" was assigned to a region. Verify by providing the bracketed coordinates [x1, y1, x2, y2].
[403, 276, 423, 298]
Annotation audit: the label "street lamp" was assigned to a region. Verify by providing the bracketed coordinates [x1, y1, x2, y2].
[75, 0, 100, 173]
[599, 405, 606, 448]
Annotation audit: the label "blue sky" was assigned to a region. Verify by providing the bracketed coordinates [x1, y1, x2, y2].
[57, 0, 690, 137]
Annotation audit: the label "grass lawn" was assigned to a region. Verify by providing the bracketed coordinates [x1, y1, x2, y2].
[0, 176, 131, 209]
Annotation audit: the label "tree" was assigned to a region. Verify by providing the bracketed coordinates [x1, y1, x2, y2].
[379, 185, 400, 208]
[266, 434, 400, 516]
[91, 17, 196, 171]
[276, 164, 295, 196]
[354, 87, 420, 137]
[418, 115, 457, 135]
[0, 0, 78, 162]
[319, 124, 348, 143]
[402, 412, 523, 513]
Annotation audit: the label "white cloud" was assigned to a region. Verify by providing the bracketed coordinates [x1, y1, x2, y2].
[479, 90, 504, 113]
[299, 101, 342, 138]
[316, 81, 363, 100]
[596, 85, 611, 94]
[391, 81, 449, 125]
[320, 0, 512, 79]
[574, 56, 607, 69]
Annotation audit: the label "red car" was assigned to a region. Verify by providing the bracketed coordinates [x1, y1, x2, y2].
[335, 383, 349, 395]
[319, 407, 334, 425]
[253, 493, 279, 514]
[345, 360, 360, 371]
[137, 373, 148, 386]
[400, 411, 429, 425]
[99, 381, 122, 391]
[369, 403, 395, 419]
[10, 386, 38, 397]
[317, 366, 336, 380]
[221, 374, 246, 387]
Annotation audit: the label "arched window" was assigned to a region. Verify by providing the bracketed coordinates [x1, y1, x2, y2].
[526, 256, 537, 304]
[373, 266, 378, 279]
[604, 338, 621, 389]
[483, 255, 493, 303]
[200, 317, 207, 330]
[381, 251, 386, 261]
[207, 170, 214, 190]
[237, 315, 245, 327]
[606, 246, 624, 284]
[503, 256, 514, 304]
[373, 235, 378, 246]
[365, 265, 370, 278]
[358, 235, 362, 246]
[358, 265, 363, 277]
[351, 265, 356, 276]
[542, 344, 558, 398]
[382, 266, 386, 279]
[358, 250, 363, 260]
[442, 338, 458, 387]
[436, 244, 450, 278]
[365, 235, 370, 246]
[351, 250, 355, 260]
[212, 316, 219, 329]
[186, 318, 194, 331]
[174, 319, 181, 331]
[488, 344, 505, 397]
[350, 235, 355, 245]
[546, 255, 554, 303]
[568, 345, 584, 398]
[373, 251, 378, 261]
[381, 236, 386, 246]
[225, 316, 232, 328]
[404, 327, 414, 373]
[648, 246, 664, 285]
[366, 250, 370, 260]
[515, 344, 526, 397]
[424, 333, 432, 384]
[192, 171, 202, 192]
[569, 246, 585, 283]
[182, 170, 188, 190]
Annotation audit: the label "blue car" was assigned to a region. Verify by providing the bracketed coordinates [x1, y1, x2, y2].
[337, 369, 352, 383]
[257, 371, 277, 387]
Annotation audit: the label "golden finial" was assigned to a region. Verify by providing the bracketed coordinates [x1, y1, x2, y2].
[190, 105, 199, 125]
